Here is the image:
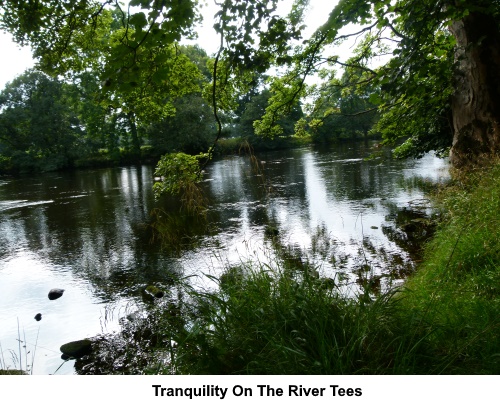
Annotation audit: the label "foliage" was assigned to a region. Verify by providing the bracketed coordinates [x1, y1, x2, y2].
[211, 0, 498, 161]
[308, 57, 380, 143]
[65, 71, 119, 156]
[0, 70, 81, 172]
[145, 94, 215, 155]
[2, 0, 500, 165]
[247, 0, 457, 155]
[0, 16, 217, 172]
[398, 161, 500, 372]
[373, 28, 455, 158]
[236, 88, 304, 149]
[213, 0, 307, 73]
[0, 1, 200, 80]
[97, 18, 207, 157]
[153, 152, 207, 198]
[1, 2, 210, 161]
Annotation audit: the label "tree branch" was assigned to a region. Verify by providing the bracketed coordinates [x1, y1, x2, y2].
[199, 22, 225, 173]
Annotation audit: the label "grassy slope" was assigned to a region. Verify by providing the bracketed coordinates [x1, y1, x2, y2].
[396, 163, 500, 373]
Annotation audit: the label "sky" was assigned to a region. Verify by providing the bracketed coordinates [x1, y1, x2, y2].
[0, 0, 335, 91]
[0, 31, 35, 90]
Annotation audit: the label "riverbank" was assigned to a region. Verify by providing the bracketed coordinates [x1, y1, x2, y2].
[1, 132, 383, 175]
[72, 135, 316, 170]
[76, 160, 500, 374]
[395, 161, 500, 373]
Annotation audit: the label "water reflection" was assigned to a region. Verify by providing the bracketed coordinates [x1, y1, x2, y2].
[0, 166, 176, 374]
[0, 142, 449, 374]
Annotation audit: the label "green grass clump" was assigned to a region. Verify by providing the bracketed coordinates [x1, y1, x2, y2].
[158, 263, 427, 375]
[397, 162, 500, 373]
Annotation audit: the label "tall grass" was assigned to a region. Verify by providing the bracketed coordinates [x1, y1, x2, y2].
[149, 261, 429, 374]
[397, 162, 500, 374]
[0, 319, 40, 375]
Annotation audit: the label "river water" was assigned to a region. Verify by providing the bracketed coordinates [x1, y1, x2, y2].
[0, 141, 449, 374]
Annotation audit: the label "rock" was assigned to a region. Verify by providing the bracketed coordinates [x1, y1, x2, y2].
[34, 313, 42, 321]
[48, 288, 65, 300]
[60, 339, 92, 358]
[144, 285, 164, 299]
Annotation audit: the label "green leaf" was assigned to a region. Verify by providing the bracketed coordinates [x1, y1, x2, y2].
[129, 0, 151, 8]
[129, 12, 148, 29]
[369, 93, 382, 105]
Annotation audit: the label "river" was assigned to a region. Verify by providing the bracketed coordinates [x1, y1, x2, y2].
[0, 141, 449, 374]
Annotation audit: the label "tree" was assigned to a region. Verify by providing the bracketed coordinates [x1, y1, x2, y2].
[96, 12, 206, 158]
[216, 0, 500, 166]
[237, 88, 303, 149]
[0, 70, 81, 172]
[447, 3, 500, 166]
[308, 55, 380, 143]
[2, 0, 499, 167]
[65, 71, 117, 155]
[145, 93, 215, 155]
[343, 2, 498, 165]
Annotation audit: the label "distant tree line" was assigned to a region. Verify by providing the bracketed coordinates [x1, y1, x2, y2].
[0, 50, 377, 174]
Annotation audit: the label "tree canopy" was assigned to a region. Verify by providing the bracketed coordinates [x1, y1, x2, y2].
[1, 0, 499, 172]
[0, 70, 81, 171]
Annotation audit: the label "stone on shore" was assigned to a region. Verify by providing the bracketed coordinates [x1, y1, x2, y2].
[48, 288, 65, 300]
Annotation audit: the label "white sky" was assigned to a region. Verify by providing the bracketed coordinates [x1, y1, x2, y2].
[0, 0, 335, 91]
[0, 32, 35, 90]
[185, 0, 333, 53]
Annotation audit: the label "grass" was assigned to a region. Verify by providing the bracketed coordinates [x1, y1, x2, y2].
[0, 319, 41, 375]
[179, 268, 410, 374]
[395, 162, 500, 373]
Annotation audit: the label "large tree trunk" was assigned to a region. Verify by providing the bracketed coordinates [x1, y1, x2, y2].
[449, 11, 500, 167]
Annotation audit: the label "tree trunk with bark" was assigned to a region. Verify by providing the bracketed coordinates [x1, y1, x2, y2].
[449, 11, 500, 167]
